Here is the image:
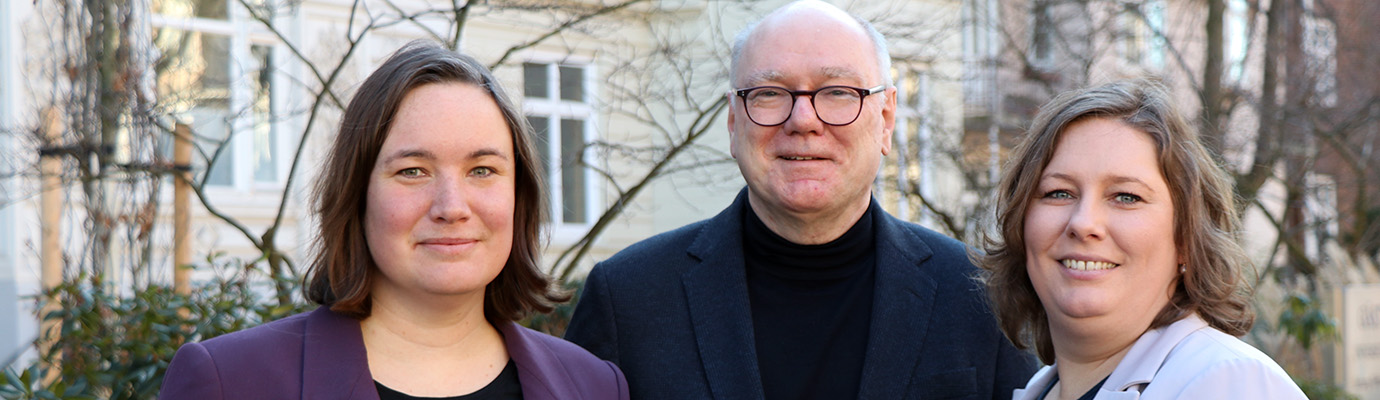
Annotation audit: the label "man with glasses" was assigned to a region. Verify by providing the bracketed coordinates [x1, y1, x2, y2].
[566, 1, 1036, 399]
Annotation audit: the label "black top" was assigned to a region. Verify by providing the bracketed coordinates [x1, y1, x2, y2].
[374, 359, 523, 400]
[743, 201, 878, 400]
[1038, 374, 1109, 400]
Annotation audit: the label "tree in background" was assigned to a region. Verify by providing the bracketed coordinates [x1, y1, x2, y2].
[914, 0, 1377, 397]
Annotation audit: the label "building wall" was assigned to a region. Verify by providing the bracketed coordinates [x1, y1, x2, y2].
[1317, 0, 1380, 254]
[0, 0, 22, 365]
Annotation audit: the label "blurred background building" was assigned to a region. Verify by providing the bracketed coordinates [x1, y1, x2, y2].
[0, 0, 1376, 397]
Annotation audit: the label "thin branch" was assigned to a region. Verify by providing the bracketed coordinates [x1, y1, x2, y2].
[451, 0, 469, 49]
[553, 96, 729, 281]
[238, 0, 347, 109]
[382, 0, 449, 44]
[488, 0, 651, 69]
[902, 184, 965, 239]
[270, 6, 379, 252]
[1249, 195, 1322, 282]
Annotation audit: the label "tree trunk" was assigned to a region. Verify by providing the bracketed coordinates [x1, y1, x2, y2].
[1201, 0, 1227, 154]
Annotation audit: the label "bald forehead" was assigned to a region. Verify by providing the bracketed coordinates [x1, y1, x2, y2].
[752, 2, 869, 44]
[771, 1, 861, 25]
[740, 67, 863, 88]
[733, 2, 880, 86]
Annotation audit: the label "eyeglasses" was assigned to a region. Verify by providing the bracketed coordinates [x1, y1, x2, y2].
[733, 85, 886, 127]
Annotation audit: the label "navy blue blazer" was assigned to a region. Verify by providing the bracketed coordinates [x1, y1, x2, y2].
[565, 190, 1036, 399]
[160, 306, 629, 400]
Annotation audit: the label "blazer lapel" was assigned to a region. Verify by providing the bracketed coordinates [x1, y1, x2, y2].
[1012, 367, 1056, 400]
[682, 190, 766, 400]
[498, 322, 576, 400]
[301, 307, 378, 400]
[856, 210, 938, 399]
[1013, 365, 1144, 400]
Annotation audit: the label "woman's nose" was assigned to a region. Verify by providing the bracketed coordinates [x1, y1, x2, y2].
[428, 177, 472, 223]
[1065, 199, 1106, 240]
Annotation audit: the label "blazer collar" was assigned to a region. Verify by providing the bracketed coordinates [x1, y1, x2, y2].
[301, 306, 378, 400]
[1011, 367, 1143, 400]
[1102, 314, 1209, 394]
[497, 321, 577, 400]
[296, 308, 576, 400]
[682, 189, 947, 399]
[683, 189, 767, 399]
[1012, 365, 1055, 400]
[856, 204, 939, 398]
[1011, 315, 1211, 400]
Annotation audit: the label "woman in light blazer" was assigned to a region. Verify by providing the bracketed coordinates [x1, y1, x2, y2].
[160, 41, 628, 400]
[978, 79, 1305, 400]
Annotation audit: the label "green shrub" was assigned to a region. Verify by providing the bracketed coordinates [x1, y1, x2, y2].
[0, 256, 586, 399]
[1297, 378, 1359, 400]
[520, 278, 583, 337]
[0, 256, 309, 400]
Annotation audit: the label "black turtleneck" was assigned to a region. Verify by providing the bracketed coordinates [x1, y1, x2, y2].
[743, 201, 877, 400]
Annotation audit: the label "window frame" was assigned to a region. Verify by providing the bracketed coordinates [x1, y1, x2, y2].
[1225, 0, 1252, 82]
[885, 66, 932, 225]
[1116, 0, 1166, 69]
[0, 0, 19, 285]
[1029, 0, 1057, 68]
[521, 55, 600, 237]
[151, 0, 290, 192]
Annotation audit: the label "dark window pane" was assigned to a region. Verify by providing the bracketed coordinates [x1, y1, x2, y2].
[204, 123, 234, 186]
[527, 116, 551, 187]
[527, 116, 552, 222]
[559, 66, 583, 102]
[1032, 3, 1054, 62]
[251, 45, 277, 183]
[524, 63, 548, 98]
[560, 118, 586, 223]
[155, 29, 233, 186]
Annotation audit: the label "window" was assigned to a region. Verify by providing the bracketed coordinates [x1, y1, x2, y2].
[962, 0, 1000, 114]
[1030, 1, 1056, 67]
[523, 61, 595, 226]
[883, 67, 931, 224]
[1301, 0, 1337, 107]
[152, 0, 284, 190]
[1225, 0, 1252, 82]
[1303, 173, 1338, 259]
[1119, 1, 1166, 69]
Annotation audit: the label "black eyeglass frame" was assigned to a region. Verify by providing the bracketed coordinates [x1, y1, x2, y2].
[732, 84, 887, 127]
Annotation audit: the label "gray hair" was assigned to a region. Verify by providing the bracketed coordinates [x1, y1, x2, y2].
[729, 1, 893, 89]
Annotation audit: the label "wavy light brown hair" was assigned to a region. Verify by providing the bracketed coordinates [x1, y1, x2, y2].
[977, 79, 1255, 364]
[305, 41, 567, 324]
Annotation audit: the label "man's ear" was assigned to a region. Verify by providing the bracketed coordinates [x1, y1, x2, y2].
[727, 92, 740, 159]
[879, 86, 897, 156]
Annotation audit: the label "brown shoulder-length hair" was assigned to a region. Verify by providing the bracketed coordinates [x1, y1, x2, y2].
[977, 78, 1255, 364]
[305, 40, 567, 324]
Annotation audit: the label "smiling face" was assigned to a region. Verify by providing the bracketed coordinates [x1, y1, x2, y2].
[728, 4, 895, 231]
[1023, 117, 1180, 341]
[364, 82, 515, 304]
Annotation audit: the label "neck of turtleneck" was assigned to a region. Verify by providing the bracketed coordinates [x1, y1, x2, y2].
[741, 199, 879, 400]
[743, 201, 876, 281]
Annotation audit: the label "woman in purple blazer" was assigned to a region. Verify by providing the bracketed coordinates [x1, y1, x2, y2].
[160, 41, 628, 400]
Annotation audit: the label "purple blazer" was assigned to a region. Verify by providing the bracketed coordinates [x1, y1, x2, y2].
[160, 306, 629, 400]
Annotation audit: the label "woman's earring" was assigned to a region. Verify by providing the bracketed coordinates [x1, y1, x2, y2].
[1179, 264, 1186, 274]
